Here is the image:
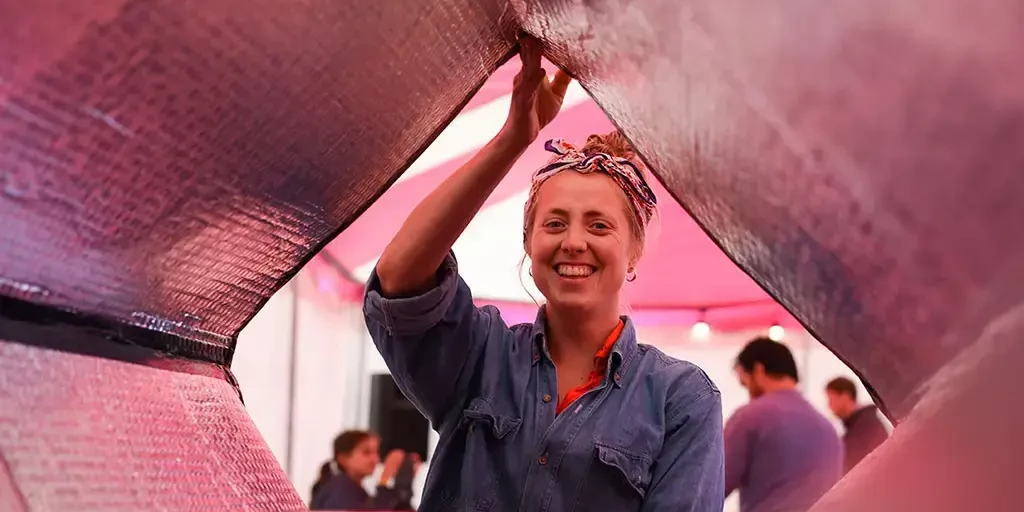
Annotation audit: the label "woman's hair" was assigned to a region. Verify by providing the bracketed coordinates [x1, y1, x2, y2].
[523, 130, 654, 252]
[310, 430, 377, 502]
[332, 430, 376, 459]
[580, 131, 638, 161]
[311, 461, 334, 503]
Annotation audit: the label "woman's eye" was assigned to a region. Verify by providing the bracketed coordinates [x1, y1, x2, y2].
[544, 220, 565, 228]
[591, 222, 610, 230]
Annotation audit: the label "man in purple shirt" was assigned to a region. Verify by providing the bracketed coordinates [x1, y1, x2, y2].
[725, 338, 843, 512]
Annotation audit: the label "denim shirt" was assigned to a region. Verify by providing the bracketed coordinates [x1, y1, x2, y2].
[363, 254, 725, 511]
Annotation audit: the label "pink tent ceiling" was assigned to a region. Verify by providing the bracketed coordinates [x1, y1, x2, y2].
[314, 58, 798, 332]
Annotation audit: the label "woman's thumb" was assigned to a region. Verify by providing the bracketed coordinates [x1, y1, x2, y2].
[550, 69, 572, 97]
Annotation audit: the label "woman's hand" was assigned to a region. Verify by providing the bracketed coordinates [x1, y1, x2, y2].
[410, 452, 423, 475]
[379, 449, 405, 485]
[500, 34, 573, 147]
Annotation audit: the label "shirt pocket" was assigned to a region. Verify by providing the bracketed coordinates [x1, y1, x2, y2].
[448, 398, 520, 511]
[461, 397, 522, 439]
[573, 442, 654, 510]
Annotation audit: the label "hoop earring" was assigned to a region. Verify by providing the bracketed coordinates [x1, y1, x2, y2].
[626, 269, 637, 282]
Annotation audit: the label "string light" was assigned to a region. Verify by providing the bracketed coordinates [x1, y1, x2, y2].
[691, 309, 711, 341]
[691, 321, 711, 340]
[768, 323, 785, 341]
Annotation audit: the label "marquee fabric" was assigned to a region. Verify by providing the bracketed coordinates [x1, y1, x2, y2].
[321, 56, 797, 332]
[1, 1, 1022, 511]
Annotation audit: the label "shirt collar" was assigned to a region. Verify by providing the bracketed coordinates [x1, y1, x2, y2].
[843, 404, 878, 428]
[530, 306, 639, 386]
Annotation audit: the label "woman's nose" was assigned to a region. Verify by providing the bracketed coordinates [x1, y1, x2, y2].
[560, 226, 587, 253]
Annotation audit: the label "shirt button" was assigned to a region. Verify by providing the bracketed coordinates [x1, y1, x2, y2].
[538, 454, 548, 465]
[542, 394, 552, 403]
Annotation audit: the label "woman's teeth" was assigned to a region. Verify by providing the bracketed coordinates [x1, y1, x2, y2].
[556, 264, 594, 277]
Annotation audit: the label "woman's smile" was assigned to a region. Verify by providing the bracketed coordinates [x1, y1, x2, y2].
[554, 263, 596, 279]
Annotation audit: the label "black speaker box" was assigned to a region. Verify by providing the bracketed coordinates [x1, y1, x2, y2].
[368, 373, 430, 461]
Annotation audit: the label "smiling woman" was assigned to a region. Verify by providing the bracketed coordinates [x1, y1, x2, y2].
[363, 34, 724, 511]
[524, 134, 653, 316]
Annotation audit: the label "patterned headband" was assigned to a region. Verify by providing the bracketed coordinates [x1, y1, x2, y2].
[523, 139, 658, 230]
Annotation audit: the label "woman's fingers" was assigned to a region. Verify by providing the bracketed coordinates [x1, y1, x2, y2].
[513, 34, 544, 103]
[504, 33, 548, 142]
[518, 35, 573, 104]
[514, 59, 545, 109]
[518, 34, 543, 76]
[550, 69, 572, 98]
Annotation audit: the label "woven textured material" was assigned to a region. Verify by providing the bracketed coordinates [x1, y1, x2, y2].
[0, 0, 513, 340]
[2, 0, 1023, 510]
[0, 340, 303, 510]
[521, 0, 1024, 419]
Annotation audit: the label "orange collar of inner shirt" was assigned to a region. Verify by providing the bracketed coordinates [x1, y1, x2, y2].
[556, 319, 625, 414]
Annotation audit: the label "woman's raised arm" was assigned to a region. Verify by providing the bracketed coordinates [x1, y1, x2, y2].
[375, 35, 571, 297]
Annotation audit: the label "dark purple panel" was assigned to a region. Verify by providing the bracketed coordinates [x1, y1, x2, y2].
[0, 0, 514, 341]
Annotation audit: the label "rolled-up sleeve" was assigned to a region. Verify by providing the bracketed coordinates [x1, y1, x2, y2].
[363, 252, 501, 428]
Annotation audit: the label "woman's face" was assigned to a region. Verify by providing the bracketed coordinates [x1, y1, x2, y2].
[527, 172, 639, 312]
[338, 436, 380, 480]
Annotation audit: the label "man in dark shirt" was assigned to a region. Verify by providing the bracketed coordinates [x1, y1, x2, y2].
[825, 376, 890, 474]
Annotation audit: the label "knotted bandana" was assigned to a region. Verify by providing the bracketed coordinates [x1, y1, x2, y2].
[523, 139, 658, 231]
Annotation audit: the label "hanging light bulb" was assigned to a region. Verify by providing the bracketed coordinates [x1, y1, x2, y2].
[691, 320, 711, 341]
[768, 323, 785, 341]
[691, 309, 711, 341]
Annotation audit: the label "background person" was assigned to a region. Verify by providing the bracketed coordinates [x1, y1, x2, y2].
[725, 338, 842, 512]
[825, 376, 890, 474]
[310, 430, 419, 511]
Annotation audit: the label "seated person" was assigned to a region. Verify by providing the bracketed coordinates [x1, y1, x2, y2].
[310, 430, 419, 511]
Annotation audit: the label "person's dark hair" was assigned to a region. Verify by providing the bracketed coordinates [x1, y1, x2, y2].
[310, 430, 376, 502]
[311, 460, 334, 503]
[736, 337, 799, 381]
[826, 376, 858, 400]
